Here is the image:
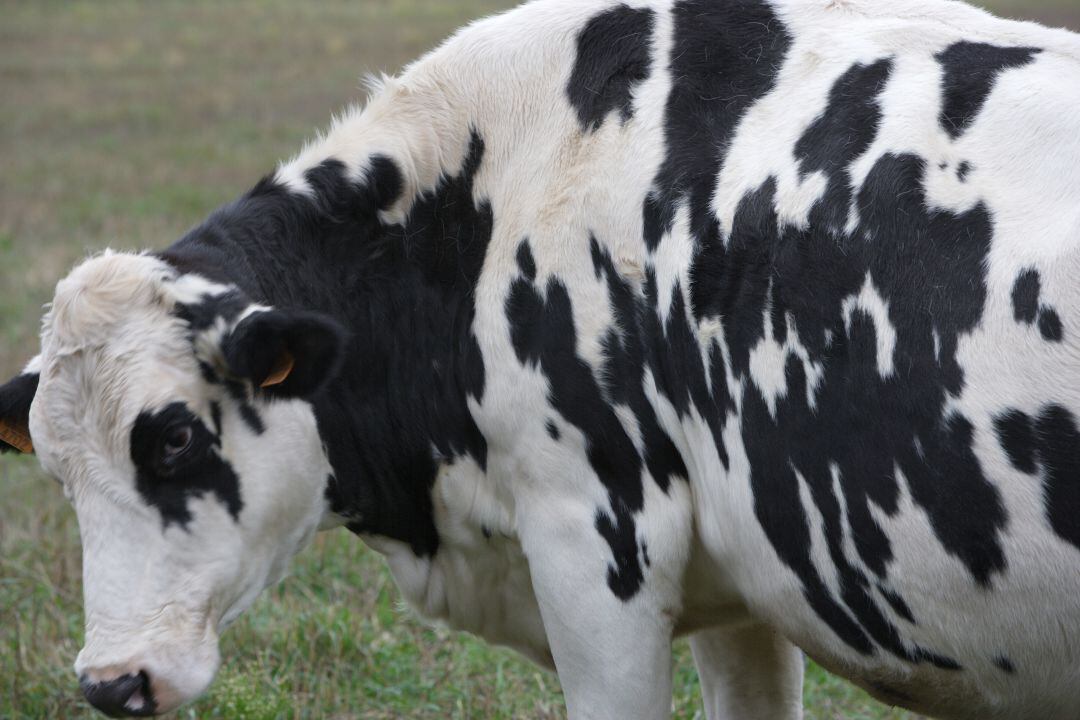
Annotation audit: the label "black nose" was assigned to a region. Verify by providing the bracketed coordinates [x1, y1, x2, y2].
[80, 671, 156, 717]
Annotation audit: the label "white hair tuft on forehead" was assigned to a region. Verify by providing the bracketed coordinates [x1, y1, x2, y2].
[43, 251, 177, 356]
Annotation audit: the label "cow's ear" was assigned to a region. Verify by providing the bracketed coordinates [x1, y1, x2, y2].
[0, 369, 39, 454]
[223, 310, 346, 399]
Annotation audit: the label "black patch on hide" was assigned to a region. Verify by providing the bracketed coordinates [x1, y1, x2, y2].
[641, 5, 990, 665]
[936, 42, 1041, 139]
[995, 406, 1080, 551]
[506, 238, 651, 599]
[568, 5, 656, 132]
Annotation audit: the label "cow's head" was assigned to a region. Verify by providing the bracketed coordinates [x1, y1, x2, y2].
[0, 251, 345, 716]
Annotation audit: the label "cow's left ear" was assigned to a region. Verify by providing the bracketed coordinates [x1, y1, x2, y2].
[223, 309, 346, 399]
[0, 368, 39, 454]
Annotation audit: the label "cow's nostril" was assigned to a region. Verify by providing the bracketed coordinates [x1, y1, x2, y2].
[79, 670, 156, 718]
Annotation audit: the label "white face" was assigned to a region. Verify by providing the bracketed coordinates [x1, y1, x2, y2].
[21, 252, 336, 715]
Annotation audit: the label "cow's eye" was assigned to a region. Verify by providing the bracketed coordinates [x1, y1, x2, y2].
[161, 424, 194, 463]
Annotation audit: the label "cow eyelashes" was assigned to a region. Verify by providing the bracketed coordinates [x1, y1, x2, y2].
[131, 403, 214, 479]
[157, 423, 196, 472]
[163, 425, 193, 457]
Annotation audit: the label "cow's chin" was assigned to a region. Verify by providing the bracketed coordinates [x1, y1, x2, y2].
[142, 642, 220, 716]
[76, 629, 221, 717]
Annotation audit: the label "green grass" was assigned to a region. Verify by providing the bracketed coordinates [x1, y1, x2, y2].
[1, 1, 1075, 718]
[0, 446, 916, 720]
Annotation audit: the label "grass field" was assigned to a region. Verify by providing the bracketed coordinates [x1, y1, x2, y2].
[2, 2, 1077, 718]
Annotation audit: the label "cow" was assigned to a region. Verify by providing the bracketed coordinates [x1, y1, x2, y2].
[2, 0, 1080, 717]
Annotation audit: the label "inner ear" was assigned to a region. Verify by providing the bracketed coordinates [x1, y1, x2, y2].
[223, 310, 346, 398]
[0, 371, 39, 454]
[261, 350, 296, 388]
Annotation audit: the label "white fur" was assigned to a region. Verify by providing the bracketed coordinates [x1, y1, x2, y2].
[17, 1, 1080, 718]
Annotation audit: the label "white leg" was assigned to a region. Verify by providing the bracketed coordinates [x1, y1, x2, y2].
[517, 493, 677, 720]
[691, 622, 804, 720]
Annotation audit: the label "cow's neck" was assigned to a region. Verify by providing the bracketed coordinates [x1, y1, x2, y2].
[163, 87, 490, 558]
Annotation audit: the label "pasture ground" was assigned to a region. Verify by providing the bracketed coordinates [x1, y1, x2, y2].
[2, 2, 1077, 718]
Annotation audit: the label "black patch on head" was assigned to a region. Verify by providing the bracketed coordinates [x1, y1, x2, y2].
[238, 403, 265, 435]
[198, 361, 219, 385]
[223, 379, 265, 436]
[936, 42, 1041, 139]
[174, 290, 248, 333]
[481, 525, 492, 540]
[173, 287, 326, 436]
[160, 132, 491, 558]
[209, 401, 223, 437]
[0, 371, 38, 454]
[546, 420, 560, 441]
[994, 656, 1016, 674]
[956, 161, 973, 182]
[567, 5, 655, 132]
[1011, 269, 1041, 324]
[130, 402, 242, 528]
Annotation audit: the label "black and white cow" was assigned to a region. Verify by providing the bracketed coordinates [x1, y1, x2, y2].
[3, 0, 1080, 717]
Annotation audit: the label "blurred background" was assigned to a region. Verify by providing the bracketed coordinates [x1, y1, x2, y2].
[2, 2, 1077, 718]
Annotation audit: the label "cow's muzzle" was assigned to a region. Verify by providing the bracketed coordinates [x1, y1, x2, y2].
[80, 670, 156, 718]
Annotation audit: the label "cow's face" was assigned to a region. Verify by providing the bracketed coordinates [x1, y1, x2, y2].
[0, 252, 345, 716]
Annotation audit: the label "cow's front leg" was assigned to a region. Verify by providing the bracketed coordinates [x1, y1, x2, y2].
[517, 492, 681, 720]
[690, 622, 804, 720]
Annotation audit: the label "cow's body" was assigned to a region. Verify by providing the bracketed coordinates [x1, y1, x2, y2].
[4, 0, 1080, 718]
